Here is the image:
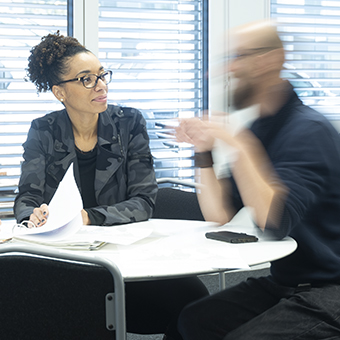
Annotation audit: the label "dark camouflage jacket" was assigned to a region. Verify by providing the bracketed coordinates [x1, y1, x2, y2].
[14, 104, 158, 225]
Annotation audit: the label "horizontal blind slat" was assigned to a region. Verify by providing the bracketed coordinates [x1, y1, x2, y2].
[271, 0, 340, 120]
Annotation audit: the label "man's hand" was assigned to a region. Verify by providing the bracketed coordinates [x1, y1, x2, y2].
[175, 118, 216, 152]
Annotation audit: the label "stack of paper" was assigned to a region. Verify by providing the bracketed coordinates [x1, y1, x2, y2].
[9, 164, 99, 249]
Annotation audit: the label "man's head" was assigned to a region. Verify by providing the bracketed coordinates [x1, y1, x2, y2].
[228, 20, 285, 110]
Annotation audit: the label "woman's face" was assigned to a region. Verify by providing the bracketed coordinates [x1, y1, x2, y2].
[53, 52, 108, 117]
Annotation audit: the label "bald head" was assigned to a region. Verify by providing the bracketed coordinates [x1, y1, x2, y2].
[228, 20, 286, 111]
[228, 20, 285, 78]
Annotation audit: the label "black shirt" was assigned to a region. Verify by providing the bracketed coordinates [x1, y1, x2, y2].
[76, 145, 105, 225]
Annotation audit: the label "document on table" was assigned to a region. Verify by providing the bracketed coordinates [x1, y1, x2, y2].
[12, 163, 83, 242]
[5, 173, 154, 249]
[11, 223, 154, 250]
[75, 222, 154, 246]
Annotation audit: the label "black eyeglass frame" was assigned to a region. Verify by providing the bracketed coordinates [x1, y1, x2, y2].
[229, 47, 279, 61]
[56, 70, 112, 88]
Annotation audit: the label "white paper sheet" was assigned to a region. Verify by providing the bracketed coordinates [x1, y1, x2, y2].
[77, 224, 153, 246]
[12, 163, 83, 241]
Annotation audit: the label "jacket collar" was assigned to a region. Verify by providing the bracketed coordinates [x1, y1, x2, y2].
[250, 83, 301, 147]
[54, 105, 124, 153]
[97, 105, 123, 150]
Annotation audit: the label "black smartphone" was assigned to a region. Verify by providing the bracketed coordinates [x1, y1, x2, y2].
[205, 231, 258, 244]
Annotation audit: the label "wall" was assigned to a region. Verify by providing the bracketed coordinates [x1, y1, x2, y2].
[209, 0, 270, 114]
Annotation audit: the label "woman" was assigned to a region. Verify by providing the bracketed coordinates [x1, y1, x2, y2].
[14, 32, 156, 227]
[14, 32, 209, 339]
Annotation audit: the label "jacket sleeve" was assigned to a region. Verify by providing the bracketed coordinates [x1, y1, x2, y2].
[14, 123, 48, 223]
[86, 109, 158, 225]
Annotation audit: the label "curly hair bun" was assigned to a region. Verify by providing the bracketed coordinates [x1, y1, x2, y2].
[26, 31, 88, 92]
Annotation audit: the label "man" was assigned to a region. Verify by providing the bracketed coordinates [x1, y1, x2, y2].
[176, 20, 340, 339]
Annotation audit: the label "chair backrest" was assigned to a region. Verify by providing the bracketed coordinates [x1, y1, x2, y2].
[152, 187, 204, 220]
[0, 244, 126, 340]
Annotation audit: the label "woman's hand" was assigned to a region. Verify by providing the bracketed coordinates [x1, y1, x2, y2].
[29, 203, 49, 228]
[29, 206, 91, 228]
[81, 209, 91, 225]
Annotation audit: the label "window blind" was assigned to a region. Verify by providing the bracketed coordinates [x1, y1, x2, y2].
[0, 0, 67, 216]
[271, 0, 340, 120]
[97, 0, 207, 181]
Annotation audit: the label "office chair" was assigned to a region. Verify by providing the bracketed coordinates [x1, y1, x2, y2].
[153, 178, 204, 220]
[0, 244, 126, 340]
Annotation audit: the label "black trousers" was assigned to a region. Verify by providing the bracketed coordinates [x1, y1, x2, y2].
[125, 276, 209, 339]
[178, 276, 340, 340]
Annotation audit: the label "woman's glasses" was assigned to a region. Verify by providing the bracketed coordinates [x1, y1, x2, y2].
[57, 70, 112, 89]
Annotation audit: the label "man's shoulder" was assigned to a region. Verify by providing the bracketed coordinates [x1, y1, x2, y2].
[279, 85, 329, 127]
[289, 102, 338, 136]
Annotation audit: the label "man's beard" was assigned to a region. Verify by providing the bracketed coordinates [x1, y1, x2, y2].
[231, 80, 255, 111]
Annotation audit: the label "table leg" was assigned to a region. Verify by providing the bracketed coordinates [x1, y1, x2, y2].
[219, 272, 226, 290]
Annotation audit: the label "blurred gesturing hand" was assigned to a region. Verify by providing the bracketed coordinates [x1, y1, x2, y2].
[175, 118, 216, 152]
[175, 114, 238, 153]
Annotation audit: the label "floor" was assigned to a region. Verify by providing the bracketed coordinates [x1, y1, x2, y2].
[126, 266, 270, 339]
